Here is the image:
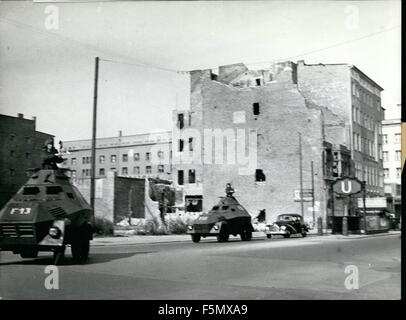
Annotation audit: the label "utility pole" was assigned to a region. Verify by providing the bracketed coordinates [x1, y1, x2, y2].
[311, 160, 315, 226]
[90, 57, 99, 211]
[299, 133, 304, 217]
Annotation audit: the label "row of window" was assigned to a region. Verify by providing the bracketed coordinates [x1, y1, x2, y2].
[8, 150, 31, 159]
[8, 134, 32, 144]
[384, 167, 402, 179]
[177, 103, 261, 132]
[382, 133, 401, 145]
[77, 165, 166, 177]
[354, 164, 383, 187]
[383, 150, 401, 162]
[178, 138, 194, 152]
[73, 151, 166, 165]
[351, 82, 380, 110]
[352, 106, 378, 131]
[176, 169, 266, 185]
[177, 169, 196, 185]
[352, 133, 376, 157]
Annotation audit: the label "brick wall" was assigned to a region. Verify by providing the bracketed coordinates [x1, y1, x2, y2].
[174, 66, 328, 224]
[114, 176, 145, 222]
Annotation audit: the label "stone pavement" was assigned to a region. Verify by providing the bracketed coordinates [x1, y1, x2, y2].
[91, 230, 401, 247]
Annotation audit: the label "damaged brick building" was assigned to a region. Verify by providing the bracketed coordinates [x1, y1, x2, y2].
[173, 60, 384, 226]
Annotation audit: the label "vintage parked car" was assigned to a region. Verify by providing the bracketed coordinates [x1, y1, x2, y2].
[265, 213, 309, 238]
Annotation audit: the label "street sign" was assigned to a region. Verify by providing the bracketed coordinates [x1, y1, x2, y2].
[294, 189, 313, 202]
[332, 177, 362, 195]
[357, 197, 387, 208]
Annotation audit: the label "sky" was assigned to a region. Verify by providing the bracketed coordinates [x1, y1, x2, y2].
[0, 0, 401, 143]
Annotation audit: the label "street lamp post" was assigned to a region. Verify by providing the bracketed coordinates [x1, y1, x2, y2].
[90, 57, 99, 213]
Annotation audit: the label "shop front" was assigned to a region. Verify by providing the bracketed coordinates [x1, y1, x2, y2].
[357, 197, 390, 234]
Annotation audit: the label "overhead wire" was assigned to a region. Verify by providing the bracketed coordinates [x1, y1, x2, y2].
[0, 16, 400, 74]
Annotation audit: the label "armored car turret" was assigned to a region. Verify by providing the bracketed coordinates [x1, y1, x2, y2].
[187, 185, 254, 243]
[0, 167, 93, 265]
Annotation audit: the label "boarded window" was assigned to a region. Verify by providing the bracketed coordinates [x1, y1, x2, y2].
[253, 103, 260, 115]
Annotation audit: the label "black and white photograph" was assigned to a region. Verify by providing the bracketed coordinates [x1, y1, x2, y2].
[0, 0, 402, 304]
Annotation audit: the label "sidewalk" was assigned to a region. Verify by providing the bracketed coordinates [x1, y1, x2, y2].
[91, 230, 401, 247]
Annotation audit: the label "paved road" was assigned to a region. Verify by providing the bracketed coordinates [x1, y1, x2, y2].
[0, 234, 400, 300]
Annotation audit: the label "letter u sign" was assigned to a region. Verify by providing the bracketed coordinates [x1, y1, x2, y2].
[341, 180, 352, 193]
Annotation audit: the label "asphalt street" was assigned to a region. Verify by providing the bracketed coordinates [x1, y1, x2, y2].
[0, 233, 401, 300]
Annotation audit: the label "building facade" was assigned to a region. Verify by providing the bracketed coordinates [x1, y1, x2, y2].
[382, 117, 401, 216]
[296, 60, 385, 196]
[172, 60, 385, 225]
[61, 130, 173, 181]
[0, 113, 54, 208]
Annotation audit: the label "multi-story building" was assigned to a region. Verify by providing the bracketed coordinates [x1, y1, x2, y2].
[0, 113, 54, 208]
[61, 130, 173, 181]
[382, 116, 401, 216]
[296, 60, 385, 196]
[172, 60, 385, 226]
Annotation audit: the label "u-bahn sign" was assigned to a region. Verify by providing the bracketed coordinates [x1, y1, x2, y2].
[332, 177, 363, 195]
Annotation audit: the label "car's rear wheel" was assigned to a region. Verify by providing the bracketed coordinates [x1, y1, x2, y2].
[283, 231, 291, 238]
[240, 226, 252, 241]
[301, 230, 307, 237]
[191, 234, 201, 243]
[266, 234, 272, 239]
[217, 225, 229, 242]
[20, 247, 38, 259]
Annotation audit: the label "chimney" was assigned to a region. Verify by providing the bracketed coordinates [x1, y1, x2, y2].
[17, 113, 24, 118]
[118, 130, 122, 137]
[32, 116, 36, 130]
[32, 116, 36, 121]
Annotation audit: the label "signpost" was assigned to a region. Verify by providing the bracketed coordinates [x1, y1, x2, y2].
[332, 177, 365, 235]
[332, 177, 362, 195]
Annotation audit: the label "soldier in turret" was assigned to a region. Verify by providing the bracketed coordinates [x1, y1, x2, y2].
[41, 139, 63, 169]
[225, 183, 235, 197]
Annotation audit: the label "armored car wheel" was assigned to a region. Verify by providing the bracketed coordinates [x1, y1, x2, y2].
[283, 231, 291, 238]
[191, 234, 201, 243]
[217, 225, 229, 242]
[20, 247, 38, 259]
[240, 227, 252, 241]
[266, 234, 272, 239]
[301, 231, 307, 237]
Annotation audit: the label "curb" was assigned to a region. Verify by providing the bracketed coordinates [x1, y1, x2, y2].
[90, 231, 400, 247]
